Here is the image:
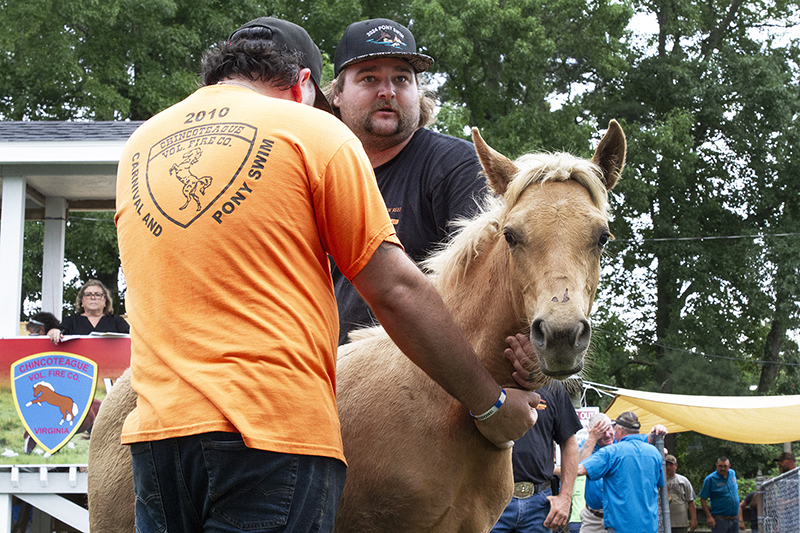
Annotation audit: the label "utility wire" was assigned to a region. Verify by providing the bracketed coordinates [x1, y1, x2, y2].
[594, 328, 800, 368]
[611, 231, 800, 243]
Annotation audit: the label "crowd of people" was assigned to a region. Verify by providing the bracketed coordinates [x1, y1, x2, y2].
[22, 13, 797, 533]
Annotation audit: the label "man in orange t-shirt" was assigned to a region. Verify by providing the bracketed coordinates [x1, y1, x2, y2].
[116, 17, 540, 532]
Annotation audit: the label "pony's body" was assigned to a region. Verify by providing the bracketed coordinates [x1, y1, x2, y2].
[87, 122, 626, 533]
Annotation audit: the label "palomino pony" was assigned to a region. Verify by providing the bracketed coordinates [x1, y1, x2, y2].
[87, 121, 625, 532]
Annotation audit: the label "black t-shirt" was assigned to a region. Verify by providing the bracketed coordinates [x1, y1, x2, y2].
[332, 128, 485, 345]
[743, 491, 758, 531]
[511, 381, 582, 485]
[59, 314, 130, 335]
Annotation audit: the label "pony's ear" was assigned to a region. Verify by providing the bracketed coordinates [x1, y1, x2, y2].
[472, 127, 518, 196]
[590, 120, 626, 191]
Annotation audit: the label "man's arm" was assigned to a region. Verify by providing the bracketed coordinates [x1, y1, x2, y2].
[351, 242, 540, 448]
[701, 498, 715, 529]
[579, 419, 610, 462]
[544, 435, 578, 529]
[647, 424, 668, 444]
[689, 495, 698, 531]
[738, 500, 746, 530]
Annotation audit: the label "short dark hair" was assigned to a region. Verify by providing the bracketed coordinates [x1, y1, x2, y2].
[201, 29, 304, 89]
[28, 312, 60, 332]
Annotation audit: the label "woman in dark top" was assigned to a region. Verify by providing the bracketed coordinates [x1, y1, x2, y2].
[47, 280, 129, 344]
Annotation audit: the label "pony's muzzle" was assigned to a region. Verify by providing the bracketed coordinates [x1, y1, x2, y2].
[530, 317, 590, 377]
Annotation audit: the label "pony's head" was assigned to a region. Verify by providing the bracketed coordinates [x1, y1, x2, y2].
[424, 121, 625, 381]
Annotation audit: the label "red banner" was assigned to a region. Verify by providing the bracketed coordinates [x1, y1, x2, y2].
[1, 336, 130, 385]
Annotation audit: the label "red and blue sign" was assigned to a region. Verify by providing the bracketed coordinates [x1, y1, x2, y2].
[11, 352, 98, 454]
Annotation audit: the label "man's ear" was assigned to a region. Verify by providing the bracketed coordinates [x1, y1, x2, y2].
[291, 68, 314, 105]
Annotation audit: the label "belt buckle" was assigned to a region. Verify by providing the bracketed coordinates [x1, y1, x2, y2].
[513, 481, 535, 499]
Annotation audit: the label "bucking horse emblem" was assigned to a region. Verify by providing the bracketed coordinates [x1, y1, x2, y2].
[26, 381, 79, 426]
[170, 147, 213, 211]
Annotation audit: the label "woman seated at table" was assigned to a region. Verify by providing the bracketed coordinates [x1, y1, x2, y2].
[47, 280, 129, 344]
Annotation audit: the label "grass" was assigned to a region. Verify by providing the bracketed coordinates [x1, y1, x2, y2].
[0, 385, 107, 465]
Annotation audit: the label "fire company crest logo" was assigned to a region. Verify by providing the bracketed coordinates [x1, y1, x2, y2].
[12, 353, 98, 454]
[147, 122, 258, 228]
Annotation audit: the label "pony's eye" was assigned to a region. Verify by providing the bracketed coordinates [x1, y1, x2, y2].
[504, 229, 517, 247]
[598, 231, 611, 248]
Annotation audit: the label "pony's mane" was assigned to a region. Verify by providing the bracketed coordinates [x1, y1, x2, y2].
[421, 151, 609, 288]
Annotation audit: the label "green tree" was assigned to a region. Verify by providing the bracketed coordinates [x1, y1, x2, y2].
[21, 213, 124, 317]
[585, 0, 800, 397]
[410, 0, 634, 158]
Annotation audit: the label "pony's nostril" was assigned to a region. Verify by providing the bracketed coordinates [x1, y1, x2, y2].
[574, 319, 591, 349]
[531, 319, 547, 347]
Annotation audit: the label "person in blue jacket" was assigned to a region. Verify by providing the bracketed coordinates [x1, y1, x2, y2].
[578, 411, 665, 533]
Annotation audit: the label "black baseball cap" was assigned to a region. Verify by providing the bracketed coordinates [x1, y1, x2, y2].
[333, 18, 434, 77]
[612, 411, 641, 431]
[229, 17, 332, 113]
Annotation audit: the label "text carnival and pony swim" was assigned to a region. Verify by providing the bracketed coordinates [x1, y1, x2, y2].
[126, 113, 277, 233]
[12, 353, 98, 454]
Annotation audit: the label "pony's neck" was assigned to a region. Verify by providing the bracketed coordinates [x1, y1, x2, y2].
[439, 242, 524, 389]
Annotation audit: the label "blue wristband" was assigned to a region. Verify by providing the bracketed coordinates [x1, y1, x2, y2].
[470, 388, 507, 421]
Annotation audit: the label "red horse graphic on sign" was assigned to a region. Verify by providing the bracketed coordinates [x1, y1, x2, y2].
[25, 381, 79, 426]
[169, 147, 213, 211]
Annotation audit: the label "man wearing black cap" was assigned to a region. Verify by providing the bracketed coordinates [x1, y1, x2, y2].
[115, 16, 539, 532]
[327, 18, 486, 345]
[578, 411, 665, 533]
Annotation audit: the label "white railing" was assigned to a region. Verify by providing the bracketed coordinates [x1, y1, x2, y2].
[0, 465, 87, 532]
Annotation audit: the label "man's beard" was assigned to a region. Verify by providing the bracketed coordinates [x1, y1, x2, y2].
[358, 100, 418, 152]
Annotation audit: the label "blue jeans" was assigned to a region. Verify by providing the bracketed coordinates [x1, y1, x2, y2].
[130, 432, 346, 533]
[490, 488, 553, 533]
[710, 517, 739, 533]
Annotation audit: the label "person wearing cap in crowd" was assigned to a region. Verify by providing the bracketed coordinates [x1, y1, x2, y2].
[577, 411, 665, 533]
[665, 454, 698, 533]
[26, 312, 60, 336]
[699, 457, 740, 533]
[115, 16, 540, 532]
[774, 451, 796, 473]
[326, 18, 486, 345]
[738, 452, 796, 533]
[489, 334, 583, 533]
[578, 413, 615, 533]
[576, 412, 668, 533]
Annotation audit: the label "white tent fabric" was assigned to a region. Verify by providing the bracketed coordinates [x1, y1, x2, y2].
[586, 382, 800, 444]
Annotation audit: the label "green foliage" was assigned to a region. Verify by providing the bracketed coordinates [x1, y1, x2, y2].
[21, 213, 125, 318]
[586, 0, 800, 397]
[410, 0, 633, 157]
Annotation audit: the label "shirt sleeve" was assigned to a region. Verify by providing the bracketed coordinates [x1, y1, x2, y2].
[114, 315, 130, 333]
[581, 446, 611, 481]
[314, 138, 400, 280]
[430, 155, 484, 239]
[551, 383, 582, 444]
[699, 476, 711, 500]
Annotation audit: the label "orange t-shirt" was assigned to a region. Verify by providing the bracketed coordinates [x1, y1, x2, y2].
[116, 85, 399, 462]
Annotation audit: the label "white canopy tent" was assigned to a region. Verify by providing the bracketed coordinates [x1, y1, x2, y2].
[586, 381, 800, 444]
